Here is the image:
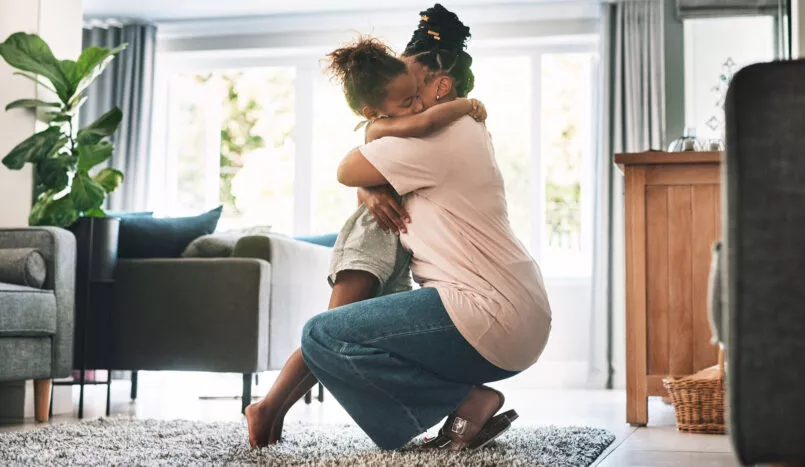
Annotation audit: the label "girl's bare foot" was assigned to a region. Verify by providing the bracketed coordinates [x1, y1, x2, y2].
[268, 372, 319, 444]
[269, 414, 285, 444]
[245, 402, 278, 448]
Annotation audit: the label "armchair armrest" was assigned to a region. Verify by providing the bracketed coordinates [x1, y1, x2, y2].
[111, 258, 270, 373]
[233, 235, 332, 369]
[0, 227, 76, 378]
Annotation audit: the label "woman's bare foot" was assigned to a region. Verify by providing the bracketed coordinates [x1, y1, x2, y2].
[444, 386, 504, 450]
[245, 402, 278, 448]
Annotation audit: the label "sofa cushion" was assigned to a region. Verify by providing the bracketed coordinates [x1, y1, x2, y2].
[182, 226, 273, 258]
[118, 206, 223, 259]
[0, 282, 57, 336]
[0, 248, 47, 288]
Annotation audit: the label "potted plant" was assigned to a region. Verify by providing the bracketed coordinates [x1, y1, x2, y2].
[0, 32, 127, 279]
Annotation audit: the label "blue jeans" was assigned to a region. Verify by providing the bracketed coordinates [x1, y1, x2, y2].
[300, 287, 518, 450]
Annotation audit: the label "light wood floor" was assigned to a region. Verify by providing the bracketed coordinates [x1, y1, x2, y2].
[0, 372, 739, 466]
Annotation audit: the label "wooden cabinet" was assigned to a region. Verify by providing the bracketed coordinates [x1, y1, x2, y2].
[616, 151, 722, 426]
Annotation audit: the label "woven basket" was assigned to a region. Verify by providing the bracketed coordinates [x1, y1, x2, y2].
[662, 348, 726, 434]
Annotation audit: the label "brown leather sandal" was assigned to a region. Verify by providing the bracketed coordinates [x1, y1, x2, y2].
[422, 409, 519, 450]
[421, 386, 518, 451]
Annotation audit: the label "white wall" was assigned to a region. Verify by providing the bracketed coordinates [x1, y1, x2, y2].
[0, 0, 82, 418]
[0, 0, 83, 228]
[0, 0, 38, 227]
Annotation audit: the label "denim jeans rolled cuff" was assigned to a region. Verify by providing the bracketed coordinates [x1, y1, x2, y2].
[300, 287, 519, 450]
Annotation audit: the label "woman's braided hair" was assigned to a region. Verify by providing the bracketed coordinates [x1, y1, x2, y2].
[403, 3, 474, 98]
[327, 37, 408, 116]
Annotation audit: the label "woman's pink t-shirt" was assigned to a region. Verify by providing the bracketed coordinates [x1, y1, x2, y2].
[360, 116, 551, 371]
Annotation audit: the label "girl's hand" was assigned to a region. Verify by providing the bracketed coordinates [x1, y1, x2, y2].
[358, 186, 410, 234]
[469, 99, 487, 123]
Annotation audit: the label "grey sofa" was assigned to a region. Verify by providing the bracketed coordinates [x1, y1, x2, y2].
[0, 227, 76, 421]
[97, 233, 332, 412]
[713, 60, 805, 465]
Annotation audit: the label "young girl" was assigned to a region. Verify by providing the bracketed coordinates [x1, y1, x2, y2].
[245, 36, 486, 448]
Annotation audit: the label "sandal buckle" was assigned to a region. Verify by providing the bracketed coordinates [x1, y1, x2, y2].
[451, 417, 468, 435]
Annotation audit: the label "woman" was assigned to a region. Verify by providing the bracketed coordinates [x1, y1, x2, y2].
[245, 31, 486, 448]
[301, 4, 552, 450]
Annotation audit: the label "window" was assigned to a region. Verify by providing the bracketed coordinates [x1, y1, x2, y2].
[311, 66, 364, 235]
[472, 56, 533, 247]
[156, 41, 597, 278]
[471, 49, 596, 277]
[683, 16, 776, 140]
[541, 53, 595, 276]
[165, 67, 296, 233]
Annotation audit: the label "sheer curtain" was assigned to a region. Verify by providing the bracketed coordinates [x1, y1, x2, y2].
[591, 0, 666, 388]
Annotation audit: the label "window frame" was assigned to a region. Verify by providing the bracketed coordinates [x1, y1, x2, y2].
[149, 37, 599, 278]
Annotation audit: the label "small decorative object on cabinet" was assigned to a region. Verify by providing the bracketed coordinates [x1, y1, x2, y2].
[616, 151, 722, 426]
[667, 127, 704, 152]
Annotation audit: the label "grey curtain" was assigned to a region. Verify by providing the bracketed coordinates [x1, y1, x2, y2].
[591, 0, 666, 388]
[80, 23, 156, 212]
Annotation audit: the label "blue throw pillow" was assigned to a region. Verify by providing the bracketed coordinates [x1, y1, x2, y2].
[294, 233, 338, 248]
[107, 211, 154, 218]
[117, 206, 223, 259]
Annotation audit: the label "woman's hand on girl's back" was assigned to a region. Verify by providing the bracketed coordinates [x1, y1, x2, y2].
[358, 186, 410, 234]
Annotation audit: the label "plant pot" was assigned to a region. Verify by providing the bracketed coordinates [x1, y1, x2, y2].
[69, 216, 120, 282]
[68, 216, 120, 371]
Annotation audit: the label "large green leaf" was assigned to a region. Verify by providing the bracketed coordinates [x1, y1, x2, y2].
[0, 33, 73, 103]
[93, 167, 124, 194]
[70, 171, 106, 212]
[36, 156, 71, 192]
[72, 44, 126, 98]
[29, 191, 55, 226]
[74, 47, 110, 81]
[59, 60, 77, 86]
[76, 141, 113, 171]
[29, 192, 78, 227]
[84, 207, 107, 218]
[2, 127, 67, 170]
[76, 107, 123, 145]
[5, 99, 61, 111]
[40, 111, 73, 124]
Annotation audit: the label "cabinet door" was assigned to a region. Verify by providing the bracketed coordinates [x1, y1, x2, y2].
[644, 164, 720, 390]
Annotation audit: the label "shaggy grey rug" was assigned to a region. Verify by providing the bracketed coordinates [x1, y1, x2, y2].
[0, 418, 615, 466]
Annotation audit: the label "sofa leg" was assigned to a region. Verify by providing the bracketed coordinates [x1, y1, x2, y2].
[317, 382, 324, 402]
[242, 373, 252, 414]
[130, 371, 138, 400]
[304, 389, 312, 404]
[34, 379, 52, 422]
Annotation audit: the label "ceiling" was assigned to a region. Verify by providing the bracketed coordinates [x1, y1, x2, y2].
[82, 0, 554, 22]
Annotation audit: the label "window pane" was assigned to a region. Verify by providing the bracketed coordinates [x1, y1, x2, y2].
[168, 68, 296, 234]
[471, 56, 533, 249]
[541, 53, 593, 276]
[683, 16, 775, 140]
[312, 68, 364, 235]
